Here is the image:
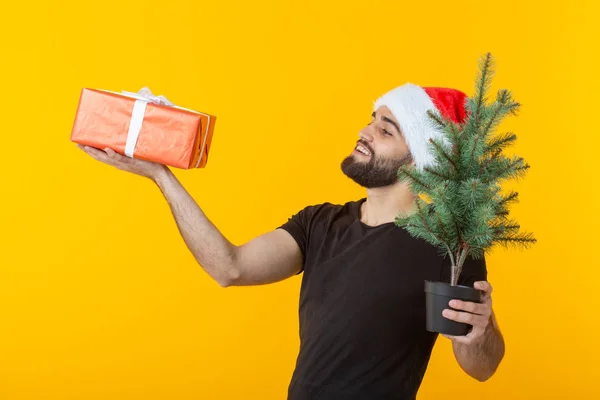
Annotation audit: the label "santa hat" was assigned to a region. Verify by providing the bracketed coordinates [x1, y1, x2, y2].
[373, 83, 469, 171]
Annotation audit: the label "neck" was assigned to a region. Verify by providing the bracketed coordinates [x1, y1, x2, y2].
[360, 182, 418, 227]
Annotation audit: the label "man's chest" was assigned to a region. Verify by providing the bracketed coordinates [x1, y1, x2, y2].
[298, 226, 444, 331]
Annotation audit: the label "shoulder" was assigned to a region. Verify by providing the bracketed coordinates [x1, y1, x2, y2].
[295, 198, 361, 220]
[281, 198, 361, 229]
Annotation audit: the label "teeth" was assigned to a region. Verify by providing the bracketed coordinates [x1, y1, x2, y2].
[356, 145, 370, 155]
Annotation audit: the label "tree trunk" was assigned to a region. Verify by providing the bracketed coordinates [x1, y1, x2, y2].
[450, 264, 460, 286]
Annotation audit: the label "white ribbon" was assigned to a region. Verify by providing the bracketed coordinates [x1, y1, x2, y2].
[120, 87, 173, 157]
[96, 87, 211, 167]
[124, 100, 147, 157]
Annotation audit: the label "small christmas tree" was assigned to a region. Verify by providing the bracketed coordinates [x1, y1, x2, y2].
[394, 52, 536, 287]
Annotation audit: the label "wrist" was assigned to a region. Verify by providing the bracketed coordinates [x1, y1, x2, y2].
[152, 165, 172, 187]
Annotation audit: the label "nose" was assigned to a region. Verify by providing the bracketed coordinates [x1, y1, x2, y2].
[359, 125, 375, 142]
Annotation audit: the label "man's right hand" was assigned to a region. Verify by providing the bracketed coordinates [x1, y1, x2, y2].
[76, 144, 168, 182]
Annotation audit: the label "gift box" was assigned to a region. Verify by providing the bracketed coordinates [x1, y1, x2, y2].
[70, 87, 216, 169]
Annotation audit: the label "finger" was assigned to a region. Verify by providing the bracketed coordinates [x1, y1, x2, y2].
[474, 281, 493, 294]
[81, 146, 126, 169]
[105, 147, 138, 166]
[105, 147, 122, 159]
[442, 309, 489, 327]
[448, 299, 488, 316]
[77, 144, 101, 153]
[82, 145, 111, 161]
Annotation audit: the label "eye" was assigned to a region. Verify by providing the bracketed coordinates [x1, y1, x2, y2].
[382, 128, 392, 136]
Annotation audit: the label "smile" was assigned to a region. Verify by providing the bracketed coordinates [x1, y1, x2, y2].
[355, 144, 371, 156]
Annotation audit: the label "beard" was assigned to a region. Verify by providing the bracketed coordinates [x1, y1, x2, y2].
[341, 143, 414, 189]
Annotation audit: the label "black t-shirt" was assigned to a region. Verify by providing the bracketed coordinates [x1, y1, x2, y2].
[278, 198, 487, 400]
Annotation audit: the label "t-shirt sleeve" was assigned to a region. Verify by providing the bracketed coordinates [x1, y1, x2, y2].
[277, 205, 318, 274]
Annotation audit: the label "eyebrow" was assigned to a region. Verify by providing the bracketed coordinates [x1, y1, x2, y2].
[371, 111, 402, 135]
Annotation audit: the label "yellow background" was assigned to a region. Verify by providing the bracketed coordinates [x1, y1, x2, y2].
[1, 0, 598, 398]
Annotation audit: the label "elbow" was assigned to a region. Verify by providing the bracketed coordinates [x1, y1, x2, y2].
[218, 279, 232, 288]
[218, 276, 236, 288]
[216, 252, 243, 288]
[471, 358, 503, 382]
[216, 267, 242, 288]
[473, 372, 493, 382]
[464, 366, 494, 382]
[472, 332, 505, 382]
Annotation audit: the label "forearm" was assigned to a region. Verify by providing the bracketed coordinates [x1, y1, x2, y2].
[452, 312, 505, 381]
[153, 167, 240, 286]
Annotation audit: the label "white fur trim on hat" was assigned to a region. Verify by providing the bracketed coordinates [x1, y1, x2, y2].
[374, 83, 448, 171]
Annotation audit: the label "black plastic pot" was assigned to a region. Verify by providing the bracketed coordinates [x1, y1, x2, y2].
[424, 281, 483, 336]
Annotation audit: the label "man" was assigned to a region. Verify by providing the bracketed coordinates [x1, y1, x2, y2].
[77, 82, 505, 399]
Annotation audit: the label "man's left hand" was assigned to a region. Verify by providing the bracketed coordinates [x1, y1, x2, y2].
[441, 281, 493, 345]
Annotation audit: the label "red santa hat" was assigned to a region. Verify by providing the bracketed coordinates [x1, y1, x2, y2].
[373, 83, 469, 171]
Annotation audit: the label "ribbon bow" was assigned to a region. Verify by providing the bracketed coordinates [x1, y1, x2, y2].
[121, 87, 174, 106]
